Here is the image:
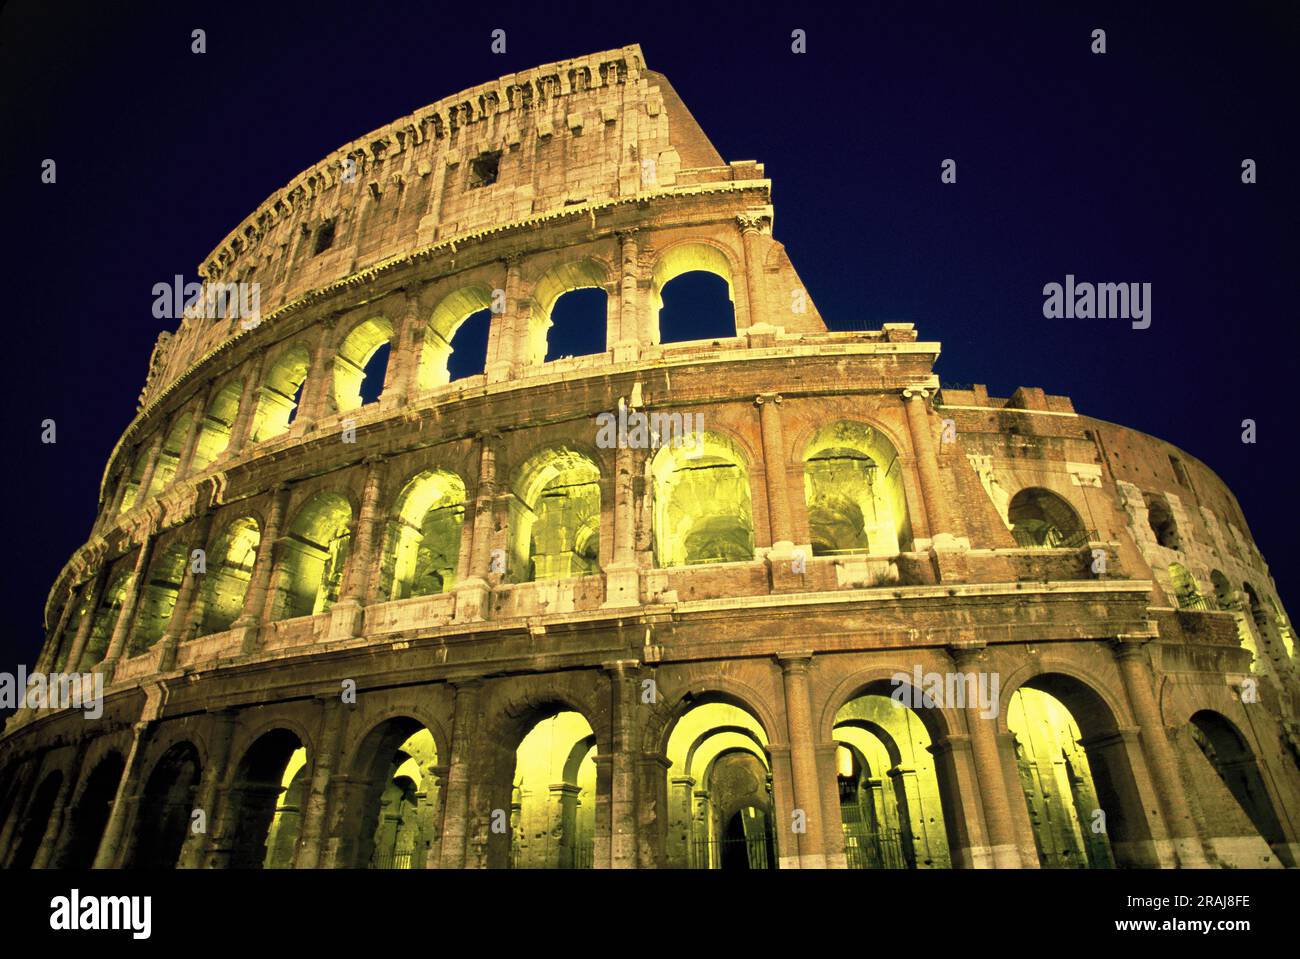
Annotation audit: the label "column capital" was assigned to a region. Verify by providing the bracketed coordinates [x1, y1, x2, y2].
[776, 650, 814, 669]
[948, 640, 988, 667]
[736, 213, 771, 235]
[754, 392, 782, 407]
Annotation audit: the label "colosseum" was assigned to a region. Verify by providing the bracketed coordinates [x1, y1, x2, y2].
[2, 44, 1298, 872]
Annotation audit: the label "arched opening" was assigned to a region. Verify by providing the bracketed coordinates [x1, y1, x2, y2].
[7, 772, 61, 869]
[57, 753, 126, 869]
[341, 719, 440, 869]
[1006, 673, 1156, 867]
[1006, 685, 1114, 868]
[127, 742, 201, 868]
[250, 345, 310, 443]
[664, 698, 774, 869]
[1168, 562, 1208, 610]
[804, 421, 911, 556]
[189, 380, 242, 471]
[651, 432, 754, 567]
[128, 542, 190, 656]
[531, 260, 609, 364]
[116, 441, 156, 515]
[146, 412, 193, 497]
[419, 286, 493, 389]
[195, 517, 260, 635]
[1008, 488, 1088, 548]
[380, 470, 466, 599]
[1266, 596, 1296, 659]
[78, 570, 131, 670]
[509, 711, 597, 869]
[651, 244, 736, 345]
[657, 271, 736, 345]
[510, 448, 601, 582]
[1188, 710, 1288, 863]
[271, 493, 353, 620]
[834, 691, 951, 868]
[334, 317, 394, 412]
[544, 289, 607, 361]
[1144, 492, 1181, 549]
[223, 729, 307, 869]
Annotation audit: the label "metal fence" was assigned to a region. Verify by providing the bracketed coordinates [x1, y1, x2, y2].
[369, 849, 416, 869]
[842, 826, 910, 870]
[689, 835, 774, 870]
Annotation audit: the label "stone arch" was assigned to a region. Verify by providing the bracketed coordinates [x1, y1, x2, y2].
[190, 379, 243, 471]
[116, 438, 157, 514]
[507, 710, 598, 868]
[333, 316, 395, 412]
[1188, 709, 1288, 861]
[6, 770, 62, 869]
[250, 342, 311, 443]
[78, 568, 133, 670]
[126, 741, 202, 868]
[57, 751, 126, 868]
[661, 691, 774, 869]
[508, 446, 602, 583]
[1007, 487, 1088, 548]
[334, 715, 442, 868]
[146, 411, 194, 497]
[378, 469, 467, 599]
[999, 666, 1152, 868]
[128, 541, 190, 656]
[650, 430, 755, 567]
[419, 284, 494, 389]
[1144, 492, 1181, 549]
[220, 727, 308, 869]
[649, 239, 740, 345]
[1168, 562, 1207, 610]
[195, 516, 261, 635]
[271, 491, 354, 620]
[527, 258, 612, 365]
[802, 419, 912, 556]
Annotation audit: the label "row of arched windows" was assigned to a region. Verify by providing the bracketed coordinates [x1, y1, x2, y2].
[113, 247, 743, 519]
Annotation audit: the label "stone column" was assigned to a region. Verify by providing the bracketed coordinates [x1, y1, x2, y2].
[132, 434, 165, 507]
[233, 483, 290, 653]
[755, 394, 794, 552]
[99, 532, 155, 682]
[226, 354, 267, 454]
[778, 652, 827, 867]
[603, 442, 639, 607]
[92, 720, 152, 868]
[383, 293, 423, 406]
[423, 764, 449, 868]
[0, 770, 40, 866]
[950, 643, 1022, 867]
[438, 680, 482, 868]
[293, 696, 348, 868]
[454, 434, 498, 622]
[1113, 635, 1209, 867]
[31, 742, 89, 868]
[63, 569, 107, 675]
[158, 509, 215, 672]
[296, 321, 337, 430]
[485, 258, 520, 383]
[815, 739, 848, 867]
[903, 388, 946, 538]
[175, 387, 212, 480]
[614, 230, 642, 360]
[34, 583, 79, 676]
[329, 457, 384, 640]
[605, 660, 640, 868]
[177, 709, 237, 868]
[737, 215, 768, 330]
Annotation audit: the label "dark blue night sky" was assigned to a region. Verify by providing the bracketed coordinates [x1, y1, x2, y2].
[1, 1, 1296, 673]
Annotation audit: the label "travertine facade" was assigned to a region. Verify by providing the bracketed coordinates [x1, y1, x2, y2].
[3, 45, 1298, 870]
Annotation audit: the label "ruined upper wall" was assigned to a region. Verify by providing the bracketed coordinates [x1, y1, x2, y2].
[143, 45, 755, 406]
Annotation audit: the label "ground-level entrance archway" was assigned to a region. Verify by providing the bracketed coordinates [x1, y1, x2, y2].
[219, 729, 307, 869]
[126, 742, 202, 868]
[58, 752, 125, 868]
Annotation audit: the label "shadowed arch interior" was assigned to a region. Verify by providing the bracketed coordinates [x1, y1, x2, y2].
[804, 420, 911, 556]
[272, 492, 353, 620]
[510, 448, 601, 582]
[380, 470, 466, 599]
